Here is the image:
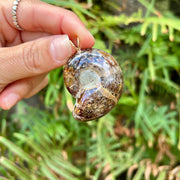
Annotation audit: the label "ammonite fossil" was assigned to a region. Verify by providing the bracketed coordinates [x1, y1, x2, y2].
[63, 41, 123, 121]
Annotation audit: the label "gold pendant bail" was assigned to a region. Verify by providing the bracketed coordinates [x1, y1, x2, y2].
[69, 37, 81, 54]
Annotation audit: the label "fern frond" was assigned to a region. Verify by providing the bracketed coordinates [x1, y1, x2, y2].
[0, 136, 36, 165]
[150, 78, 180, 97]
[41, 0, 96, 19]
[129, 160, 180, 180]
[0, 157, 30, 179]
[96, 11, 180, 42]
[0, 134, 81, 180]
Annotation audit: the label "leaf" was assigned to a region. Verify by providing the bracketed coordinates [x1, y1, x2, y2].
[0, 177, 11, 180]
[42, 0, 96, 19]
[114, 161, 133, 177]
[169, 26, 174, 41]
[138, 35, 151, 57]
[14, 133, 47, 158]
[0, 136, 36, 165]
[51, 155, 81, 175]
[46, 160, 79, 180]
[141, 22, 149, 36]
[151, 78, 179, 96]
[161, 24, 168, 34]
[146, 17, 180, 31]
[1, 119, 7, 137]
[138, 0, 157, 16]
[132, 165, 145, 180]
[148, 50, 155, 80]
[140, 121, 154, 141]
[152, 23, 158, 41]
[93, 165, 103, 180]
[40, 164, 59, 180]
[0, 157, 30, 179]
[93, 39, 108, 52]
[156, 171, 166, 180]
[119, 28, 143, 45]
[65, 87, 74, 112]
[135, 70, 148, 128]
[118, 96, 137, 106]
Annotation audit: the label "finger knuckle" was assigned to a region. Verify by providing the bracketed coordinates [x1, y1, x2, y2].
[23, 42, 41, 73]
[67, 10, 79, 20]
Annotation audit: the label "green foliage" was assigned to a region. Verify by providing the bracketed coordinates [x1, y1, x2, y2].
[0, 134, 81, 180]
[0, 0, 180, 179]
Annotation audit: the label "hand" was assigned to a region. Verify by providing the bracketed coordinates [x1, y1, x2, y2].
[0, 0, 95, 110]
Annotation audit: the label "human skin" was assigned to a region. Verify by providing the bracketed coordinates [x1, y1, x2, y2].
[0, 0, 95, 110]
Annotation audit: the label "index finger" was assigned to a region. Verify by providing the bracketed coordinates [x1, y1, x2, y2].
[4, 0, 95, 48]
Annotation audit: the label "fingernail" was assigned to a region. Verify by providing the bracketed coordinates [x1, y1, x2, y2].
[4, 93, 20, 109]
[50, 35, 72, 63]
[87, 30, 95, 40]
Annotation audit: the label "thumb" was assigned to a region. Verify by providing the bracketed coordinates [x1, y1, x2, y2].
[0, 35, 75, 83]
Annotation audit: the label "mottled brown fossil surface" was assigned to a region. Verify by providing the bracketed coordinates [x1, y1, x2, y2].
[64, 49, 123, 121]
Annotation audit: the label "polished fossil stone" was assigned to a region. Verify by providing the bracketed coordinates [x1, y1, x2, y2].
[63, 48, 123, 121]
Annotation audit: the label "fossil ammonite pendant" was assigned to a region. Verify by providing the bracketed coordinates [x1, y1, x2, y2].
[63, 41, 123, 121]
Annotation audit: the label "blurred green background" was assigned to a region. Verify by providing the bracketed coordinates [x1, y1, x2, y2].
[0, 0, 180, 179]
